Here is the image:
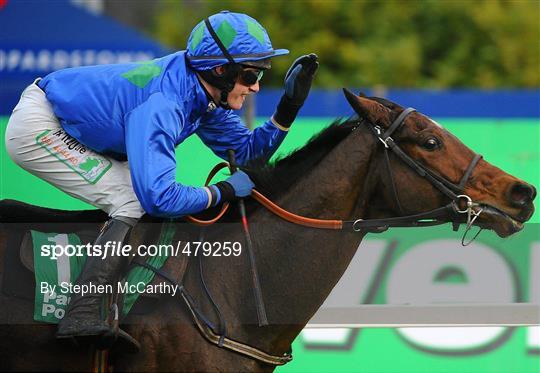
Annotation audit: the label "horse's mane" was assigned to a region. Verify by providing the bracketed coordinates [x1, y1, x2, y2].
[241, 96, 401, 200]
[243, 117, 361, 200]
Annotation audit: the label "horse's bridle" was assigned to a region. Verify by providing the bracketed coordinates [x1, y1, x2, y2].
[374, 108, 482, 203]
[355, 107, 484, 243]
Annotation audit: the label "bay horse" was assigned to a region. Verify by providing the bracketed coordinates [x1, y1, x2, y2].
[0, 90, 536, 372]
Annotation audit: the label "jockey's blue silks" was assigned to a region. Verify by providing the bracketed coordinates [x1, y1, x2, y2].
[36, 51, 288, 218]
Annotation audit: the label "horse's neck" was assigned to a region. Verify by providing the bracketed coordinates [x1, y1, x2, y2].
[251, 128, 378, 350]
[277, 127, 377, 220]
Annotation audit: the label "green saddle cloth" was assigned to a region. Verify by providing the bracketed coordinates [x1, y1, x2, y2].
[31, 222, 175, 323]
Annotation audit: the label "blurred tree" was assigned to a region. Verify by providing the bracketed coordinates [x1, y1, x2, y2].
[150, 0, 539, 88]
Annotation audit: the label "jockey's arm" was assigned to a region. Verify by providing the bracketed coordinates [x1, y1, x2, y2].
[196, 109, 289, 165]
[125, 93, 213, 217]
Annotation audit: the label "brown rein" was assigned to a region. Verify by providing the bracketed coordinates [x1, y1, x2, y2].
[185, 162, 344, 230]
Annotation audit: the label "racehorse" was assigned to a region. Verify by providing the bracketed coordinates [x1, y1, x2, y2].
[0, 90, 535, 372]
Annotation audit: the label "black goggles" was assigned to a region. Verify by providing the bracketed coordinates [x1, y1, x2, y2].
[238, 68, 264, 86]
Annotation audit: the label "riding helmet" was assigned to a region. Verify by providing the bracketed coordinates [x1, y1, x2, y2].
[186, 11, 289, 107]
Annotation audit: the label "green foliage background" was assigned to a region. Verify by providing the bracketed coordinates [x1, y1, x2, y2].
[150, 0, 539, 89]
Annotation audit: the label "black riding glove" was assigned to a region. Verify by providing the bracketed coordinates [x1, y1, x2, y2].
[273, 53, 319, 128]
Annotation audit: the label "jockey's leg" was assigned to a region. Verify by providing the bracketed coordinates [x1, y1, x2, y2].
[5, 80, 144, 345]
[56, 217, 135, 338]
[4, 80, 145, 220]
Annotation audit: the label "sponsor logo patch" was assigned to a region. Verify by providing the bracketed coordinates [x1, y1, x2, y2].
[36, 129, 112, 184]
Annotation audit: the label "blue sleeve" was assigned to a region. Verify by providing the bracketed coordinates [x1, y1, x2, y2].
[195, 110, 288, 165]
[124, 93, 210, 217]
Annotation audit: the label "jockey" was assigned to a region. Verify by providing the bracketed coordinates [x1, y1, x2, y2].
[4, 10, 318, 344]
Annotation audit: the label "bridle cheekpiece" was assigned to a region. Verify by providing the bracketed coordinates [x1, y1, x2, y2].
[355, 107, 485, 245]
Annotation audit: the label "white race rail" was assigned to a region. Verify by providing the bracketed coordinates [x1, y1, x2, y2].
[307, 303, 540, 328]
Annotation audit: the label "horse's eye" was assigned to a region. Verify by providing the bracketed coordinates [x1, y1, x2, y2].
[423, 137, 440, 151]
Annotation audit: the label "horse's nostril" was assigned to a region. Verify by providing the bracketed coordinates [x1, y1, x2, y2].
[509, 183, 535, 205]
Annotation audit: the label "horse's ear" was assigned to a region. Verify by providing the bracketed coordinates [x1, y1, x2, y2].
[342, 88, 390, 124]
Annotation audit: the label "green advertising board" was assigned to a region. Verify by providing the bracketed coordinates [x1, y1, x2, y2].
[283, 226, 539, 373]
[1, 116, 539, 372]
